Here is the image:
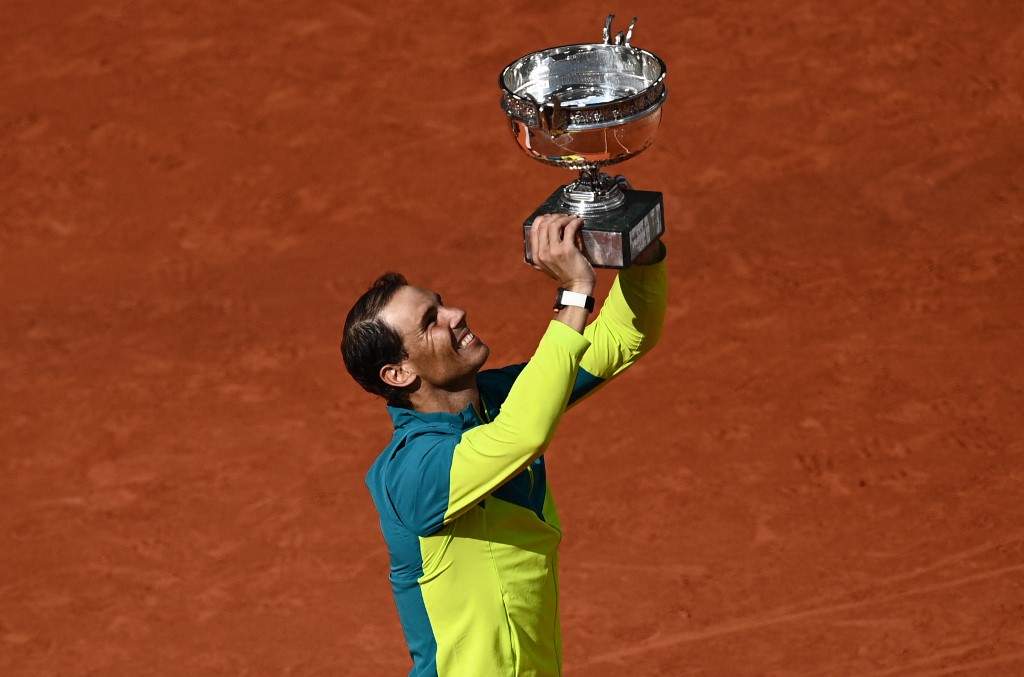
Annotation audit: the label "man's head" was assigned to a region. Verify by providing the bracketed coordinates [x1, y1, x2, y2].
[341, 273, 489, 410]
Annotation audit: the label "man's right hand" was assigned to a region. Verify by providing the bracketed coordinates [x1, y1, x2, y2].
[528, 214, 596, 296]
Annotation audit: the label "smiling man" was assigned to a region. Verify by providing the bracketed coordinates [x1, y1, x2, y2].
[341, 213, 667, 676]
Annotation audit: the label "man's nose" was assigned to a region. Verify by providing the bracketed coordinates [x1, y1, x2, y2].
[444, 306, 467, 327]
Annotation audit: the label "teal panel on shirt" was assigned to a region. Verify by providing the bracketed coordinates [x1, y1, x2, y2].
[569, 366, 605, 404]
[491, 457, 548, 520]
[385, 434, 459, 537]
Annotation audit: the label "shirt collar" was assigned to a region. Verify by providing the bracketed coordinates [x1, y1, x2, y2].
[387, 401, 481, 431]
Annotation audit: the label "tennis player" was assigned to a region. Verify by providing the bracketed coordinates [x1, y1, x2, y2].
[342, 212, 667, 676]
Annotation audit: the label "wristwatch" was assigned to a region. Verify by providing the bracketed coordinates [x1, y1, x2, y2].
[553, 288, 595, 312]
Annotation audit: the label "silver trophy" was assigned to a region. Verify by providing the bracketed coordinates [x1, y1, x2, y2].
[500, 15, 668, 268]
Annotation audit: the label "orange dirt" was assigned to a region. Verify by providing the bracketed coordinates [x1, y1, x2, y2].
[2, 1, 1023, 675]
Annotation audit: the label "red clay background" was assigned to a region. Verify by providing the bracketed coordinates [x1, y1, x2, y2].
[2, 1, 1023, 675]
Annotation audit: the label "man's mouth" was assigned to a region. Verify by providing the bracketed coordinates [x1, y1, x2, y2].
[457, 331, 476, 350]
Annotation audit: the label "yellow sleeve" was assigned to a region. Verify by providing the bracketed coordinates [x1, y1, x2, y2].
[576, 254, 668, 390]
[442, 321, 590, 524]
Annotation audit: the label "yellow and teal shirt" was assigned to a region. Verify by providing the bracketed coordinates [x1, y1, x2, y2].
[365, 260, 667, 676]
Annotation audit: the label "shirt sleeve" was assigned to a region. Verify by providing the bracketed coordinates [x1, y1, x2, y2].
[441, 320, 591, 525]
[568, 253, 668, 405]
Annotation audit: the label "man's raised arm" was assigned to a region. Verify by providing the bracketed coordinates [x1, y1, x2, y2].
[570, 239, 668, 406]
[440, 214, 598, 523]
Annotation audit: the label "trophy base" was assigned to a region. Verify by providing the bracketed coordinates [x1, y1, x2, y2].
[523, 186, 664, 268]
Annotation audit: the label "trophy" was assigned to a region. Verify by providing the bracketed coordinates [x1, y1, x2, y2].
[500, 15, 668, 268]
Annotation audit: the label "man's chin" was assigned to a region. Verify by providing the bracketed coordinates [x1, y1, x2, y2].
[471, 344, 490, 371]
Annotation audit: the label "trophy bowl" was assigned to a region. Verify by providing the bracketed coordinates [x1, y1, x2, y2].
[500, 16, 668, 267]
[500, 45, 667, 172]
[500, 16, 667, 216]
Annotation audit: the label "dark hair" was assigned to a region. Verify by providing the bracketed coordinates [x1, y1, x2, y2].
[341, 272, 412, 408]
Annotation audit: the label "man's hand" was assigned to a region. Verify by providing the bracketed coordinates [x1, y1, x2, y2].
[529, 214, 596, 296]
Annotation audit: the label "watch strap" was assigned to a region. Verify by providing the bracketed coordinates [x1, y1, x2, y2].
[554, 288, 596, 312]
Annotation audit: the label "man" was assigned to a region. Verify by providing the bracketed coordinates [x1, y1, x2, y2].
[341, 212, 667, 676]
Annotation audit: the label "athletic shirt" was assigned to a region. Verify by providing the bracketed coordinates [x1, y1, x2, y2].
[365, 260, 668, 676]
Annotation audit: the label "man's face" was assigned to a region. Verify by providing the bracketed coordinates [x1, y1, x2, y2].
[379, 285, 490, 391]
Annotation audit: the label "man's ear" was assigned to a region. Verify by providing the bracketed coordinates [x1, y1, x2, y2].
[380, 361, 416, 390]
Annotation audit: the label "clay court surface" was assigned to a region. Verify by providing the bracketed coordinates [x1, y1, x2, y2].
[2, 1, 1023, 674]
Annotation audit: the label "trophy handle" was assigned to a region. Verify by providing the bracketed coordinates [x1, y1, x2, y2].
[602, 15, 638, 47]
[523, 93, 568, 135]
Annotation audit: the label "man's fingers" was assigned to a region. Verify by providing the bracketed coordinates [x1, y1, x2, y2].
[540, 214, 580, 244]
[530, 215, 553, 267]
[532, 214, 573, 254]
[529, 214, 589, 276]
[561, 217, 584, 249]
